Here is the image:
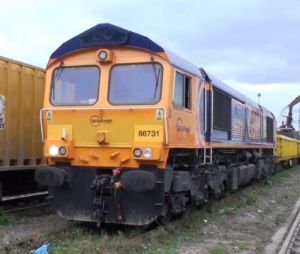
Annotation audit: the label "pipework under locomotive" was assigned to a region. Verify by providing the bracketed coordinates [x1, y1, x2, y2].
[36, 24, 276, 226]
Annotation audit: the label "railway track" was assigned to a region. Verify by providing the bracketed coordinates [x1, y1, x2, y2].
[275, 200, 300, 254]
[3, 200, 51, 214]
[1, 191, 52, 214]
[2, 190, 48, 202]
[263, 196, 300, 254]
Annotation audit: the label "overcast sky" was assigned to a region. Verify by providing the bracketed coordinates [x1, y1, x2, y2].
[1, 0, 299, 126]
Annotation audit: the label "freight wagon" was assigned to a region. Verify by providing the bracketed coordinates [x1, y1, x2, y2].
[276, 134, 300, 166]
[0, 56, 45, 199]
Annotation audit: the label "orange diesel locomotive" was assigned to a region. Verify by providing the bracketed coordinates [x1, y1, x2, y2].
[36, 24, 275, 225]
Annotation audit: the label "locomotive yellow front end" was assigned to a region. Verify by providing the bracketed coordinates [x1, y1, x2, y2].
[35, 24, 174, 225]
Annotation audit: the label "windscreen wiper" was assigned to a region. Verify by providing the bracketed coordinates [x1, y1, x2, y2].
[52, 61, 64, 100]
[151, 61, 161, 99]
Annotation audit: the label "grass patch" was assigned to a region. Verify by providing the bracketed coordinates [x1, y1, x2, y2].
[236, 241, 247, 250]
[209, 245, 228, 254]
[0, 209, 8, 225]
[240, 187, 258, 206]
[275, 213, 285, 226]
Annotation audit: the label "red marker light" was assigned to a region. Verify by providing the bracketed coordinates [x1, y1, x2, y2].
[112, 167, 122, 176]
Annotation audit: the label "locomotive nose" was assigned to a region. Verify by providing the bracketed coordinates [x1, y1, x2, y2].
[35, 165, 67, 187]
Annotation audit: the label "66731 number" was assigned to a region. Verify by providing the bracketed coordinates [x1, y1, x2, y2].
[138, 130, 160, 137]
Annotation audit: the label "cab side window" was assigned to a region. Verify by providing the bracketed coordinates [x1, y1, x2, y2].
[174, 72, 191, 109]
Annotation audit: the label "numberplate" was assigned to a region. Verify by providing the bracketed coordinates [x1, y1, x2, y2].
[134, 125, 163, 142]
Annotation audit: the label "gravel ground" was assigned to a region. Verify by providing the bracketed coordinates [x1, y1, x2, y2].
[0, 215, 68, 247]
[0, 208, 69, 253]
[178, 165, 300, 254]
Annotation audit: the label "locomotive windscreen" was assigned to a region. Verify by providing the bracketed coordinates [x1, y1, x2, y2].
[108, 63, 162, 104]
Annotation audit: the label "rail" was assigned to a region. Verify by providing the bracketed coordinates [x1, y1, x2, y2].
[265, 197, 300, 253]
[278, 205, 300, 254]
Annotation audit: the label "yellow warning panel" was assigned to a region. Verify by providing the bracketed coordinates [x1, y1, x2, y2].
[134, 125, 164, 142]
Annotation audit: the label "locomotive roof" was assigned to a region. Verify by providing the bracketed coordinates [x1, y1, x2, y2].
[165, 50, 202, 78]
[50, 23, 163, 59]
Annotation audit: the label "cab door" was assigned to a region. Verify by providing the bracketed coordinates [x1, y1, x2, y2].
[168, 70, 197, 147]
[198, 81, 212, 143]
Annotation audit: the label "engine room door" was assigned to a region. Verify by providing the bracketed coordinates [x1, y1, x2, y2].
[204, 84, 212, 142]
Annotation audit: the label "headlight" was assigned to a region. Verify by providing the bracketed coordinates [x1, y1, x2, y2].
[133, 148, 142, 158]
[143, 148, 153, 158]
[49, 145, 59, 156]
[98, 50, 108, 60]
[58, 146, 67, 156]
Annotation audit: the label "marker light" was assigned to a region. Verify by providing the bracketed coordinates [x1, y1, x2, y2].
[133, 148, 142, 158]
[98, 50, 108, 60]
[143, 148, 153, 158]
[59, 146, 67, 156]
[49, 145, 59, 156]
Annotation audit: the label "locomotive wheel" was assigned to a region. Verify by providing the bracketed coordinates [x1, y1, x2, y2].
[213, 182, 226, 200]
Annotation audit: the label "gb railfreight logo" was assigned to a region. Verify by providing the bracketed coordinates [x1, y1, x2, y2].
[176, 117, 190, 140]
[89, 115, 113, 127]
